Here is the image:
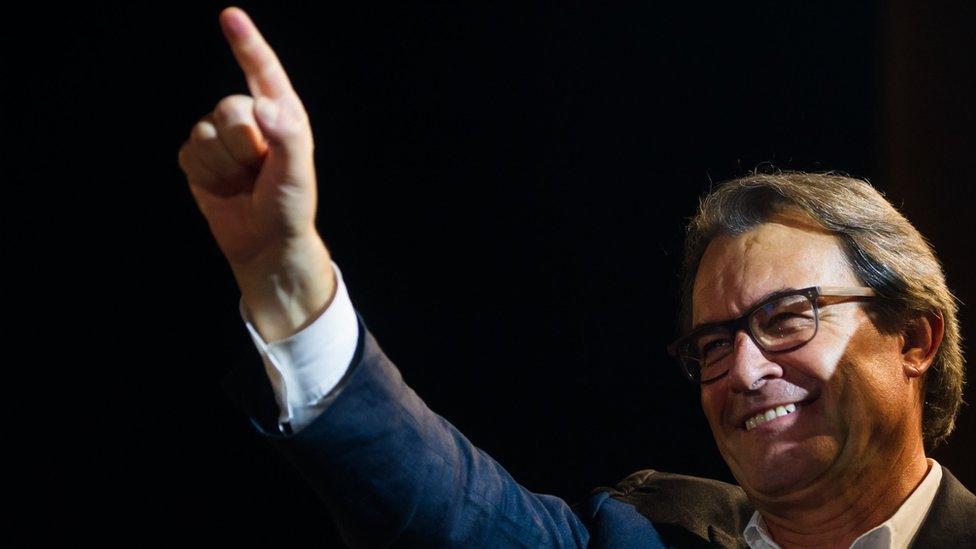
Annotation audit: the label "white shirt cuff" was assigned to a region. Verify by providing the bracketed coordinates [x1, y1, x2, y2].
[239, 260, 358, 433]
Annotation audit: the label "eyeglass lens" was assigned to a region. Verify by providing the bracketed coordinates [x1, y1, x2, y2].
[684, 293, 817, 381]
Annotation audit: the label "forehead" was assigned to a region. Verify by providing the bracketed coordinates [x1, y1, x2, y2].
[691, 213, 860, 326]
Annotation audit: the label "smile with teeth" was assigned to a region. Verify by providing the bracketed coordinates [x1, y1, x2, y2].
[745, 403, 798, 431]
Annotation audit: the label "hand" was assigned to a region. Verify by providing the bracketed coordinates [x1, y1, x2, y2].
[178, 6, 318, 266]
[178, 6, 335, 341]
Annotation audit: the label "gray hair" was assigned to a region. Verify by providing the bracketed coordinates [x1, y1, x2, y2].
[679, 169, 965, 449]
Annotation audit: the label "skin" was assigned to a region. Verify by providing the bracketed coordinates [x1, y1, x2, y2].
[177, 7, 335, 342]
[692, 211, 943, 548]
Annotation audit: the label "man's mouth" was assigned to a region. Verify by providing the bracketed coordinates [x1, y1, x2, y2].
[744, 402, 798, 431]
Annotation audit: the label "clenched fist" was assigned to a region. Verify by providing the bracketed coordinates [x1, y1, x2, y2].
[178, 7, 335, 342]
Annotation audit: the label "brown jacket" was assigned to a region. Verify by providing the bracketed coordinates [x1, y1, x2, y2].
[599, 466, 976, 547]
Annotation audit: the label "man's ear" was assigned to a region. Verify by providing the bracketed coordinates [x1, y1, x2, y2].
[902, 310, 944, 378]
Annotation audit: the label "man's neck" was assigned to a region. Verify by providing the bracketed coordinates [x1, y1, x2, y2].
[757, 443, 930, 548]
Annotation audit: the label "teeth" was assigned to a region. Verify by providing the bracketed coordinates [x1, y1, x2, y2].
[745, 402, 798, 431]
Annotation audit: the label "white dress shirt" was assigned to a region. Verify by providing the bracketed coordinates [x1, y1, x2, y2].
[238, 260, 942, 545]
[239, 260, 358, 435]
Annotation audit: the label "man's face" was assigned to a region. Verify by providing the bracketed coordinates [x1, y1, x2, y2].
[692, 213, 921, 503]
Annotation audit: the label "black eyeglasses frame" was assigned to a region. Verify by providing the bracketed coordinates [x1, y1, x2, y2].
[667, 285, 878, 384]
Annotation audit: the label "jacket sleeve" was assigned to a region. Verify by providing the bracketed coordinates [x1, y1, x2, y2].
[221, 310, 592, 548]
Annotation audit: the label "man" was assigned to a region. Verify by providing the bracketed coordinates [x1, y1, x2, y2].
[178, 7, 974, 547]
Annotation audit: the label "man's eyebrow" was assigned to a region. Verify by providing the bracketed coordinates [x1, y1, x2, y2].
[690, 286, 794, 331]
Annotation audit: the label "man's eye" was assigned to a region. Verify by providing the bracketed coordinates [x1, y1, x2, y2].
[764, 312, 814, 334]
[698, 338, 731, 363]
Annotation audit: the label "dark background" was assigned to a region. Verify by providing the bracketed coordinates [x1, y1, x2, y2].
[10, 1, 975, 544]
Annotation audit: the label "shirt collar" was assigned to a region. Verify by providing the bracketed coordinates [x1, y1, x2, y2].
[743, 458, 943, 549]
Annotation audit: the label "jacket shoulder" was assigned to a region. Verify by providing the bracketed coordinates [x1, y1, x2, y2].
[595, 469, 753, 547]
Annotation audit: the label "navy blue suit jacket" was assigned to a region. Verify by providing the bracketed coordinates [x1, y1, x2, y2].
[222, 312, 975, 547]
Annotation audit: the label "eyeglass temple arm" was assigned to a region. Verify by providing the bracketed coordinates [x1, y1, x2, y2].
[818, 286, 876, 297]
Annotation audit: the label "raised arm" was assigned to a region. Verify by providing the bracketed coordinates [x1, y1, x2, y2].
[178, 7, 600, 547]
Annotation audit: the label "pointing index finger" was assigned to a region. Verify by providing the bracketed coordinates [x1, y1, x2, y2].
[219, 7, 295, 100]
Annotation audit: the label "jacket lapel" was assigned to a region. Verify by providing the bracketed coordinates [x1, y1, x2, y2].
[911, 465, 976, 546]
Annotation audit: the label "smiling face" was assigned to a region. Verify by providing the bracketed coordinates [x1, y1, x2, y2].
[692, 212, 924, 504]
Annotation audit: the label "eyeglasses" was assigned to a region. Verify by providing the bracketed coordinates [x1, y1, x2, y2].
[667, 286, 877, 384]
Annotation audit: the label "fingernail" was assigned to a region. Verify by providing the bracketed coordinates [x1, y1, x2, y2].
[254, 96, 279, 127]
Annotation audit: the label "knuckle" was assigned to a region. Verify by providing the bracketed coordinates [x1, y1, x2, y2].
[258, 62, 279, 83]
[190, 119, 217, 142]
[214, 94, 254, 123]
[278, 98, 311, 133]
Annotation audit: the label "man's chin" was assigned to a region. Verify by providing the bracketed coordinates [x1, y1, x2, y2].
[737, 463, 823, 500]
[725, 438, 838, 501]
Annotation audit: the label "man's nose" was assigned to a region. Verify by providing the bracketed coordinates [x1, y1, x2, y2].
[726, 330, 783, 392]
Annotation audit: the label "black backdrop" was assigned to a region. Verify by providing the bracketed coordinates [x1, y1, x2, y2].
[10, 2, 975, 544]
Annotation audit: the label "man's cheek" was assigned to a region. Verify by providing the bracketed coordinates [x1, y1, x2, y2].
[699, 391, 724, 429]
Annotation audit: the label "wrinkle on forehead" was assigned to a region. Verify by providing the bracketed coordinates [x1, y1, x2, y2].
[691, 213, 856, 327]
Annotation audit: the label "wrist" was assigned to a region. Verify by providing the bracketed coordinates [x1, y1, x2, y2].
[231, 231, 337, 342]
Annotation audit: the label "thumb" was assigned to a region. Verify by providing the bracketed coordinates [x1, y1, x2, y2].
[254, 96, 281, 131]
[253, 95, 313, 158]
